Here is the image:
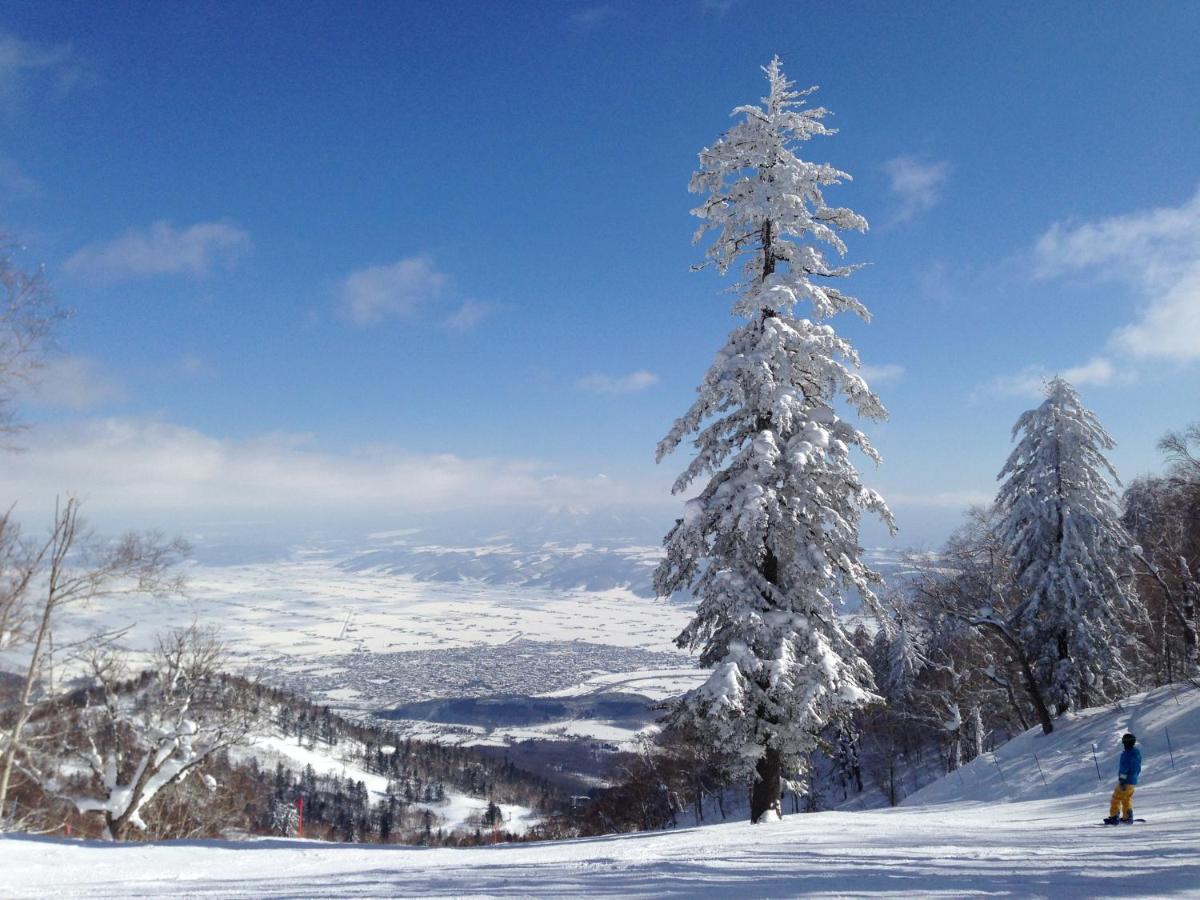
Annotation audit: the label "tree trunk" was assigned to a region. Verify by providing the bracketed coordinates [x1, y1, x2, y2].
[999, 672, 1030, 731]
[1020, 657, 1055, 734]
[0, 592, 56, 817]
[1133, 550, 1198, 676]
[885, 753, 898, 807]
[971, 705, 985, 761]
[1179, 559, 1199, 674]
[1054, 634, 1071, 716]
[976, 620, 1055, 734]
[750, 745, 782, 822]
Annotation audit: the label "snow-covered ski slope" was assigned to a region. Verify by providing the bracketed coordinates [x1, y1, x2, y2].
[4, 683, 1199, 898]
[905, 682, 1196, 809]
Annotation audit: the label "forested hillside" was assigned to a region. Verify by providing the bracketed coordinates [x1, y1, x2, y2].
[1, 670, 573, 844]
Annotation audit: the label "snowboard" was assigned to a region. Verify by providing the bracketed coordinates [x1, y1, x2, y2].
[1099, 818, 1146, 826]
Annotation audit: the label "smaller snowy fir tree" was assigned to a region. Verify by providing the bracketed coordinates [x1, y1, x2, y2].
[995, 377, 1144, 715]
[655, 57, 893, 823]
[874, 605, 927, 709]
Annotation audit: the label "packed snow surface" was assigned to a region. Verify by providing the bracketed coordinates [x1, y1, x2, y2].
[4, 683, 1199, 897]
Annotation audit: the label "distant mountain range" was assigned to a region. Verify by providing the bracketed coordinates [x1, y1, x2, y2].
[328, 507, 913, 603]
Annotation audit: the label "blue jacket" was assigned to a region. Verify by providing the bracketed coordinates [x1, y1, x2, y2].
[1118, 746, 1142, 786]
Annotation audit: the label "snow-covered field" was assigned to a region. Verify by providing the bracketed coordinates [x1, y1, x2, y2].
[86, 554, 689, 662]
[5, 683, 1198, 898]
[51, 551, 697, 709]
[18, 546, 706, 754]
[34, 537, 897, 738]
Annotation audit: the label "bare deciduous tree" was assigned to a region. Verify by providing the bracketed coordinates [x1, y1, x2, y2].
[0, 238, 65, 441]
[1122, 426, 1200, 679]
[47, 624, 257, 840]
[0, 498, 186, 823]
[909, 507, 1057, 735]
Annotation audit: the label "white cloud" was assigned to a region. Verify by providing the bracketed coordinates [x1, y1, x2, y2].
[1034, 187, 1200, 363]
[0, 417, 651, 528]
[882, 156, 949, 224]
[1111, 260, 1200, 361]
[567, 6, 622, 32]
[63, 220, 251, 282]
[444, 299, 493, 332]
[978, 355, 1130, 400]
[179, 354, 215, 376]
[1061, 356, 1123, 387]
[22, 355, 125, 409]
[577, 370, 660, 394]
[339, 256, 450, 326]
[859, 363, 905, 385]
[0, 30, 80, 104]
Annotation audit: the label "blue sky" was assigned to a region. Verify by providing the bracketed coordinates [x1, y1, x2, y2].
[1, 1, 1197, 546]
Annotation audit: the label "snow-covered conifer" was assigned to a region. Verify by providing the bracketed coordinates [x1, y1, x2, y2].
[655, 57, 893, 823]
[878, 609, 926, 704]
[995, 377, 1143, 714]
[269, 798, 300, 837]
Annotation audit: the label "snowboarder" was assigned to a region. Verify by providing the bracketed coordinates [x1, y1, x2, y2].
[1102, 733, 1142, 824]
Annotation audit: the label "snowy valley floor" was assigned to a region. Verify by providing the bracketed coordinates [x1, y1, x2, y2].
[4, 684, 1200, 898]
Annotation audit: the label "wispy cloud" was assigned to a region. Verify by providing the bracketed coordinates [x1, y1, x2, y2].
[63, 220, 251, 282]
[860, 363, 906, 385]
[980, 187, 1200, 400]
[22, 355, 125, 409]
[577, 370, 660, 394]
[977, 356, 1131, 401]
[0, 417, 653, 527]
[567, 5, 623, 32]
[883, 156, 950, 224]
[444, 299, 493, 332]
[0, 29, 87, 108]
[339, 256, 450, 326]
[179, 354, 215, 377]
[1034, 186, 1200, 363]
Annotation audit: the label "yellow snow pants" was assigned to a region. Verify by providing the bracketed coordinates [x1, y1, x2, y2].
[1109, 783, 1135, 817]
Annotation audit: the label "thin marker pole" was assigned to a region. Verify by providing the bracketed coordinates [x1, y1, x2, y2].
[1165, 728, 1176, 770]
[1032, 753, 1049, 788]
[1090, 743, 1102, 782]
[993, 756, 1012, 800]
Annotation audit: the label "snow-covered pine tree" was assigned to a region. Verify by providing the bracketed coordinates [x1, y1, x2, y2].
[655, 57, 893, 824]
[995, 377, 1144, 715]
[876, 606, 926, 706]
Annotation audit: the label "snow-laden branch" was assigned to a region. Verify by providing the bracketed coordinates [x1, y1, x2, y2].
[39, 625, 256, 840]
